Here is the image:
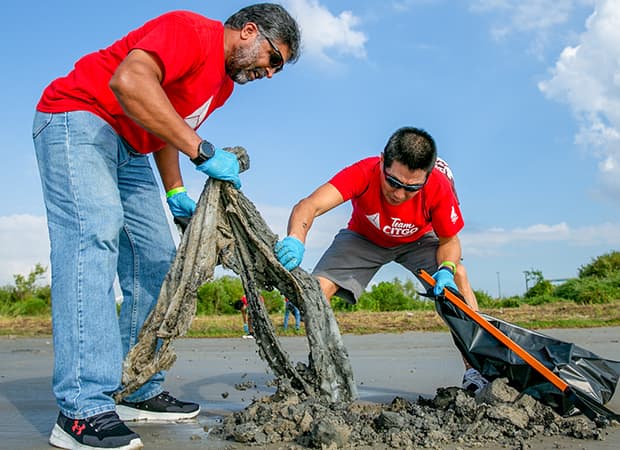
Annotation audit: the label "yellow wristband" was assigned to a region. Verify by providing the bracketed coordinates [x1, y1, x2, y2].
[439, 261, 456, 273]
[166, 186, 187, 198]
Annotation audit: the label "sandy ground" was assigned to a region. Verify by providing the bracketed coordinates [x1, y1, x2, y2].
[1, 327, 619, 449]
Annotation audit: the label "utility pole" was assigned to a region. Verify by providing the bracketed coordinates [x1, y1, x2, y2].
[523, 271, 529, 293]
[496, 271, 502, 298]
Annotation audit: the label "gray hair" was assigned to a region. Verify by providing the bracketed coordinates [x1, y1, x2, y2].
[225, 3, 301, 64]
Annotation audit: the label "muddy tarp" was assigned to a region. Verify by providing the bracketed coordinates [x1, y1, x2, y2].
[434, 293, 620, 417]
[115, 147, 357, 404]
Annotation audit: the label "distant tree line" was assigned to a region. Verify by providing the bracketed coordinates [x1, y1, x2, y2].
[0, 263, 50, 316]
[2, 251, 619, 316]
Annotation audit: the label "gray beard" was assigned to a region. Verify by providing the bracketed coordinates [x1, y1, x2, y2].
[227, 40, 262, 84]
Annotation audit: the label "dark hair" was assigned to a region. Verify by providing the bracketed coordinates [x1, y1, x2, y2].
[233, 299, 244, 311]
[383, 127, 437, 172]
[225, 3, 301, 64]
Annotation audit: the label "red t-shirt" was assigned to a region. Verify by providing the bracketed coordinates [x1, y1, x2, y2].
[37, 11, 234, 154]
[240, 295, 264, 306]
[329, 157, 464, 248]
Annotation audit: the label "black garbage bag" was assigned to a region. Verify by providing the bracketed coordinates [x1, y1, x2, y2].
[434, 294, 620, 418]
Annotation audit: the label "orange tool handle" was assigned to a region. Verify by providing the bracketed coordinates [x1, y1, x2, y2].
[419, 269, 569, 392]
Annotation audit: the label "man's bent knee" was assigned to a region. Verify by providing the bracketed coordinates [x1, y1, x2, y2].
[317, 277, 338, 304]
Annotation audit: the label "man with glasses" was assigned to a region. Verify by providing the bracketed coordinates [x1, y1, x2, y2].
[275, 126, 488, 395]
[33, 3, 300, 450]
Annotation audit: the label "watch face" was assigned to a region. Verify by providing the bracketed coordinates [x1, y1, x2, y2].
[199, 141, 215, 159]
[191, 141, 215, 166]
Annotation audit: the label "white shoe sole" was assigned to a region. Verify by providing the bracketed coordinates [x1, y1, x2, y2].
[116, 405, 200, 422]
[49, 424, 143, 449]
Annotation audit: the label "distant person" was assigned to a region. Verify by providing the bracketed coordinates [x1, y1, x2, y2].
[275, 126, 488, 394]
[234, 295, 254, 339]
[283, 298, 301, 331]
[32, 3, 300, 449]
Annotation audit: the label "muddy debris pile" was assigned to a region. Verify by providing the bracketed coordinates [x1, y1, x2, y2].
[214, 377, 612, 449]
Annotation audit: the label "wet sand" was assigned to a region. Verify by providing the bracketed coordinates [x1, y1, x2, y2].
[1, 328, 619, 449]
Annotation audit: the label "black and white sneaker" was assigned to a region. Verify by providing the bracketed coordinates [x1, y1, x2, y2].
[49, 410, 142, 449]
[117, 391, 200, 422]
[462, 368, 489, 394]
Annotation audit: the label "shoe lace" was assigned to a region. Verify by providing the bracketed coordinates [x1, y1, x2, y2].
[157, 391, 178, 404]
[88, 411, 123, 431]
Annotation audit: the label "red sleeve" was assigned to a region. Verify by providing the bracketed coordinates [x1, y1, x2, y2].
[329, 157, 378, 201]
[130, 12, 206, 85]
[425, 170, 464, 237]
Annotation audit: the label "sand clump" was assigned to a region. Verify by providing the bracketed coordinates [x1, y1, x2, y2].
[214, 377, 612, 449]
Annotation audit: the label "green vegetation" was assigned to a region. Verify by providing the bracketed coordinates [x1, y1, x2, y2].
[0, 264, 51, 316]
[2, 251, 619, 321]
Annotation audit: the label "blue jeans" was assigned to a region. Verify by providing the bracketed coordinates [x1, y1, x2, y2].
[32, 111, 176, 419]
[283, 303, 301, 330]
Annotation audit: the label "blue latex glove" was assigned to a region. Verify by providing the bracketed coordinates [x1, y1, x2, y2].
[432, 267, 459, 296]
[166, 190, 196, 218]
[196, 148, 241, 189]
[274, 236, 305, 271]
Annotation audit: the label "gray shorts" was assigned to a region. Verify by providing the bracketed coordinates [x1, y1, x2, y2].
[312, 229, 439, 304]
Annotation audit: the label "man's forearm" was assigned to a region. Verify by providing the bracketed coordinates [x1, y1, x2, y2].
[153, 145, 183, 192]
[436, 235, 462, 268]
[286, 200, 316, 243]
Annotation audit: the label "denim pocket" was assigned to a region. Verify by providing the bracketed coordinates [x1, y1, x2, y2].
[32, 111, 54, 139]
[118, 137, 147, 168]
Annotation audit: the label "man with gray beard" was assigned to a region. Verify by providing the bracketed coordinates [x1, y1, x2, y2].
[32, 3, 300, 449]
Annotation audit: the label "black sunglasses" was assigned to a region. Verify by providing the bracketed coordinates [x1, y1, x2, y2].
[263, 34, 284, 72]
[383, 167, 428, 192]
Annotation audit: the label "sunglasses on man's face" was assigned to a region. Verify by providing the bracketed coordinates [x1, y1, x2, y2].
[263, 34, 284, 72]
[383, 167, 428, 192]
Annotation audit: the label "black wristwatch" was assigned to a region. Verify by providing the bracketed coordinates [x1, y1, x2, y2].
[190, 140, 215, 166]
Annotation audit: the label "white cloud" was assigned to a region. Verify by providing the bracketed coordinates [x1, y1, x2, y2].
[462, 221, 620, 256]
[469, 0, 579, 57]
[391, 0, 443, 12]
[470, 0, 576, 33]
[283, 0, 368, 63]
[0, 215, 50, 285]
[539, 0, 620, 199]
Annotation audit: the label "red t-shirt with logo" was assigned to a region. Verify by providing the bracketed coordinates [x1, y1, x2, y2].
[37, 11, 234, 154]
[329, 156, 464, 248]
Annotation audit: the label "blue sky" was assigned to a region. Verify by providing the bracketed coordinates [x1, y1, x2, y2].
[1, 0, 619, 297]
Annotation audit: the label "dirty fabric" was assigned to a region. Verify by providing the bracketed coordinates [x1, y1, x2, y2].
[115, 147, 357, 403]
